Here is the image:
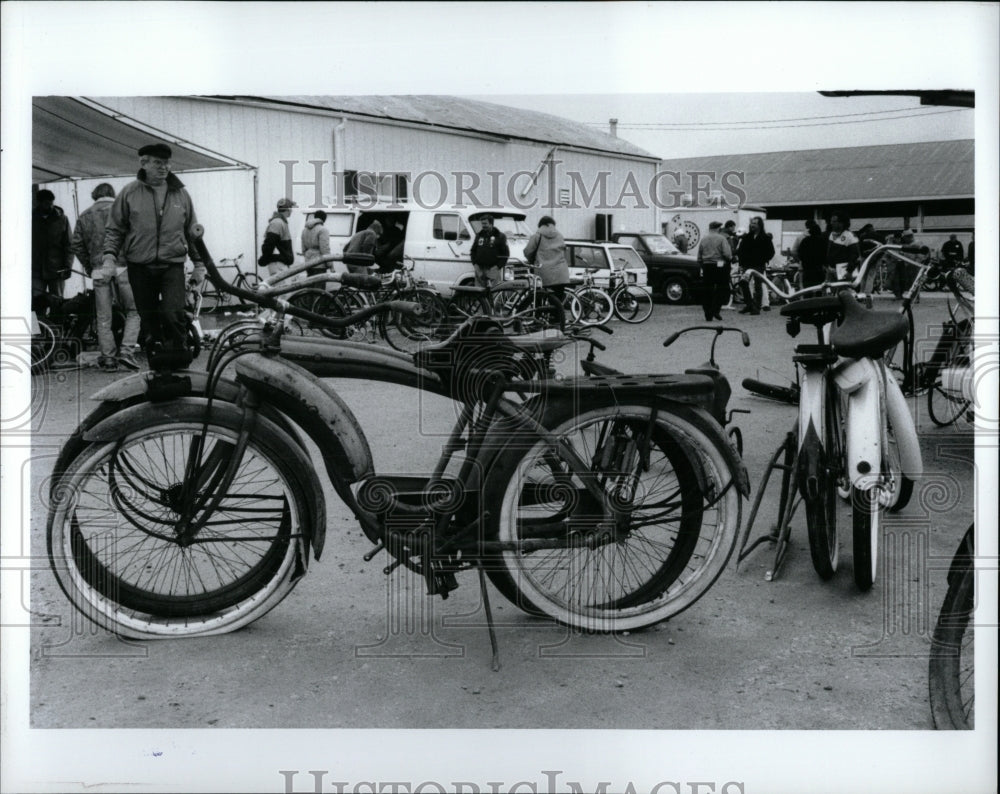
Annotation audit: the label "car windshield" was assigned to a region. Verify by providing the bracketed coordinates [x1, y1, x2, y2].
[471, 215, 531, 238]
[610, 248, 646, 271]
[642, 234, 680, 255]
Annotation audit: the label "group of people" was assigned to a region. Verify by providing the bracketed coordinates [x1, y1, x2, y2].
[32, 142, 203, 372]
[696, 215, 777, 321]
[468, 214, 571, 300]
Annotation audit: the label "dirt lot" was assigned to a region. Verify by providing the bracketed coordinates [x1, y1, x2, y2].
[12, 295, 988, 790]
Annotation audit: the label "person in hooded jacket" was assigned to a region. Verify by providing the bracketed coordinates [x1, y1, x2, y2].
[32, 189, 74, 302]
[259, 198, 297, 277]
[301, 210, 331, 276]
[523, 216, 570, 299]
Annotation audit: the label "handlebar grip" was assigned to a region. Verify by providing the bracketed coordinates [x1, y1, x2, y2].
[741, 331, 751, 347]
[588, 338, 607, 352]
[662, 331, 681, 348]
[341, 273, 382, 290]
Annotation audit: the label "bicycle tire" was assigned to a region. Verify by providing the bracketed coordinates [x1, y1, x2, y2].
[742, 377, 799, 405]
[802, 389, 841, 580]
[314, 289, 370, 340]
[484, 399, 742, 632]
[573, 286, 614, 326]
[448, 290, 492, 322]
[47, 401, 310, 638]
[882, 413, 914, 513]
[926, 320, 973, 427]
[31, 318, 58, 374]
[851, 488, 880, 591]
[612, 285, 654, 324]
[928, 530, 974, 729]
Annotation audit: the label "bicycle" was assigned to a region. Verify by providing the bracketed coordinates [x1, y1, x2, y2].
[924, 268, 974, 427]
[45, 224, 749, 667]
[737, 270, 922, 590]
[571, 268, 654, 325]
[445, 263, 567, 334]
[197, 253, 260, 309]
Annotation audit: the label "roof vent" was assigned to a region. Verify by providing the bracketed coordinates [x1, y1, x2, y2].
[609, 118, 618, 138]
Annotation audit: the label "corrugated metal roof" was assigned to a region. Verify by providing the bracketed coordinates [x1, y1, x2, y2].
[660, 140, 974, 205]
[216, 95, 658, 161]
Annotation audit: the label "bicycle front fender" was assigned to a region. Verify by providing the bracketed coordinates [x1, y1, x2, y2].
[833, 358, 881, 491]
[89, 369, 242, 405]
[884, 366, 923, 477]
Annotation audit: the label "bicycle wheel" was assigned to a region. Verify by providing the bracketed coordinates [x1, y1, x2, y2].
[485, 400, 742, 632]
[802, 390, 842, 580]
[313, 289, 369, 340]
[928, 529, 974, 729]
[31, 318, 58, 374]
[851, 488, 880, 591]
[742, 378, 799, 405]
[573, 286, 614, 326]
[448, 290, 492, 322]
[612, 285, 654, 323]
[47, 402, 310, 638]
[926, 319, 972, 427]
[381, 288, 449, 352]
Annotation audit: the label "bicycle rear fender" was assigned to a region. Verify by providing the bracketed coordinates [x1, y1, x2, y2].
[883, 366, 923, 477]
[80, 397, 327, 569]
[832, 357, 881, 490]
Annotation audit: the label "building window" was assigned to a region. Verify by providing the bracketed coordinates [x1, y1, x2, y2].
[343, 171, 409, 203]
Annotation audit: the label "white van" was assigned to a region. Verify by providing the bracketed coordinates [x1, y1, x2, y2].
[293, 204, 533, 294]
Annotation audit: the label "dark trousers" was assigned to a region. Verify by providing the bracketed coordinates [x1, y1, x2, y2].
[801, 266, 825, 288]
[128, 262, 190, 368]
[701, 262, 730, 320]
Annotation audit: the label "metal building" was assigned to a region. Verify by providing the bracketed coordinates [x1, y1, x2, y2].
[35, 95, 662, 272]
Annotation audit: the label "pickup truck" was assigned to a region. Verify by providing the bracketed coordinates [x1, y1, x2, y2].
[610, 232, 701, 304]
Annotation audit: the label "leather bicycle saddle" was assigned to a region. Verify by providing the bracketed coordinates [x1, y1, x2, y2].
[830, 291, 908, 359]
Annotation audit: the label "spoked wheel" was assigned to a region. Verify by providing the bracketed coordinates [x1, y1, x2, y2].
[926, 319, 972, 427]
[613, 285, 654, 323]
[573, 287, 614, 326]
[47, 402, 311, 638]
[380, 288, 449, 352]
[448, 290, 492, 323]
[314, 289, 370, 340]
[851, 488, 880, 591]
[485, 400, 742, 631]
[929, 528, 975, 729]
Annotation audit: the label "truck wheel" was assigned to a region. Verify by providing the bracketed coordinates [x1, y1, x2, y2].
[662, 277, 690, 304]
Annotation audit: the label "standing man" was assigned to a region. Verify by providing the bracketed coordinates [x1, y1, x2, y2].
[301, 210, 331, 276]
[825, 210, 860, 282]
[697, 221, 732, 322]
[32, 188, 74, 302]
[102, 143, 204, 371]
[470, 214, 509, 288]
[259, 198, 297, 277]
[737, 216, 775, 315]
[72, 183, 141, 372]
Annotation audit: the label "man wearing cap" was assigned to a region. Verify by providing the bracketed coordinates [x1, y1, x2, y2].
[259, 198, 297, 277]
[102, 143, 204, 370]
[470, 214, 509, 288]
[696, 220, 732, 322]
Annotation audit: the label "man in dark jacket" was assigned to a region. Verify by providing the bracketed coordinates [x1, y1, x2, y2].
[797, 220, 827, 288]
[102, 142, 204, 370]
[737, 216, 774, 314]
[941, 234, 965, 263]
[470, 214, 509, 288]
[32, 189, 74, 303]
[259, 198, 297, 276]
[343, 220, 383, 274]
[697, 220, 732, 321]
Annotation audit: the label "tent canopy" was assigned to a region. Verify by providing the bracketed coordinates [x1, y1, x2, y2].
[33, 96, 239, 182]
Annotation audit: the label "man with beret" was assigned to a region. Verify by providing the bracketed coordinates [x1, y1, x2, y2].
[259, 197, 298, 277]
[102, 142, 204, 370]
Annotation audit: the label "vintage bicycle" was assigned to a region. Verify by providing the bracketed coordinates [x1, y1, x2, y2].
[46, 225, 749, 666]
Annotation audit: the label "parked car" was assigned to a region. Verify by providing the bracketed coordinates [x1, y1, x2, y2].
[561, 240, 648, 287]
[610, 232, 700, 303]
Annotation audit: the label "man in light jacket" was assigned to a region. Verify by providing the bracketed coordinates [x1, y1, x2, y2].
[301, 210, 331, 276]
[102, 143, 204, 371]
[523, 215, 570, 300]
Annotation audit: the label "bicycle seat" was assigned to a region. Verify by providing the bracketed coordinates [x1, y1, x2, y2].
[779, 296, 842, 327]
[830, 291, 908, 359]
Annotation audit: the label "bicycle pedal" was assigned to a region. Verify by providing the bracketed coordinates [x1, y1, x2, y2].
[428, 570, 459, 599]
